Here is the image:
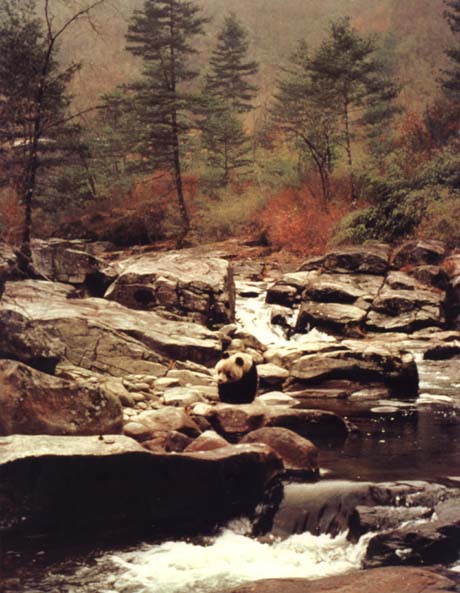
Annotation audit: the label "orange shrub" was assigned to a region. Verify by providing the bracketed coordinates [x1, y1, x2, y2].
[257, 182, 351, 256]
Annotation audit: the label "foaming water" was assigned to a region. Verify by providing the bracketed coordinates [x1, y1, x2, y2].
[100, 529, 371, 593]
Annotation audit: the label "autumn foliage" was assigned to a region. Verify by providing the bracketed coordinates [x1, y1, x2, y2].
[257, 182, 351, 255]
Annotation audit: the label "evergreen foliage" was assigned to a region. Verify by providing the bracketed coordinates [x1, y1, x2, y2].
[442, 0, 460, 98]
[205, 13, 259, 113]
[308, 17, 400, 201]
[126, 0, 208, 245]
[201, 13, 258, 185]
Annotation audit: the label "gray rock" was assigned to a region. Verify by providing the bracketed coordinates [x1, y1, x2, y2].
[392, 240, 447, 268]
[104, 250, 235, 326]
[1, 280, 221, 372]
[185, 430, 229, 452]
[257, 363, 290, 387]
[136, 407, 202, 438]
[299, 244, 391, 275]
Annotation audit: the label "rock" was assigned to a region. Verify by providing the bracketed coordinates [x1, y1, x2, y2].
[266, 272, 319, 306]
[299, 244, 391, 275]
[392, 240, 447, 268]
[302, 272, 383, 305]
[241, 427, 319, 478]
[408, 265, 450, 290]
[257, 363, 290, 387]
[256, 392, 299, 407]
[135, 407, 202, 438]
[226, 567, 457, 593]
[205, 403, 267, 439]
[123, 421, 152, 441]
[265, 408, 349, 443]
[185, 430, 229, 452]
[295, 301, 367, 334]
[104, 250, 235, 326]
[0, 435, 282, 541]
[162, 386, 209, 407]
[365, 279, 444, 333]
[165, 430, 193, 452]
[166, 368, 214, 387]
[364, 491, 460, 568]
[0, 360, 123, 436]
[0, 243, 18, 291]
[288, 342, 418, 397]
[31, 238, 105, 284]
[1, 280, 221, 372]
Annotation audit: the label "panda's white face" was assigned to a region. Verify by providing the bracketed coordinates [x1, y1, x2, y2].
[215, 352, 253, 384]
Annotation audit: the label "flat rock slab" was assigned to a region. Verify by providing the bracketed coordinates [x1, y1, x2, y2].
[226, 567, 457, 593]
[105, 251, 235, 326]
[31, 239, 103, 284]
[1, 281, 221, 371]
[0, 435, 282, 541]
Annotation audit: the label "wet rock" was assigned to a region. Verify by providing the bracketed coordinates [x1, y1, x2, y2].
[226, 567, 457, 593]
[1, 281, 221, 372]
[104, 251, 235, 326]
[185, 430, 229, 452]
[0, 435, 282, 541]
[240, 427, 319, 478]
[392, 240, 447, 269]
[299, 244, 391, 275]
[0, 360, 123, 436]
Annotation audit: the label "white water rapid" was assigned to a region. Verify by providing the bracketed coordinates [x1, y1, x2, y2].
[96, 528, 372, 593]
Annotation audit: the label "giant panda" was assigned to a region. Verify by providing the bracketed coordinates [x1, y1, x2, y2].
[215, 351, 258, 404]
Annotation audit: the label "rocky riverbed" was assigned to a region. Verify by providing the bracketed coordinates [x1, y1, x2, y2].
[1, 237, 460, 593]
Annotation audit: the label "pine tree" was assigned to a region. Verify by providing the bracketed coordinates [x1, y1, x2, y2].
[126, 0, 208, 246]
[442, 0, 460, 98]
[205, 13, 259, 113]
[201, 14, 258, 185]
[308, 17, 400, 202]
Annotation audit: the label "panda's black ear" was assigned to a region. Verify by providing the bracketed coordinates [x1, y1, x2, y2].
[222, 352, 230, 359]
[235, 356, 244, 367]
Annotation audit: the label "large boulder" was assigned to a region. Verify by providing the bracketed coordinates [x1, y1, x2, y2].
[287, 342, 418, 396]
[1, 281, 221, 373]
[0, 435, 282, 541]
[31, 238, 106, 284]
[241, 427, 319, 478]
[104, 250, 235, 326]
[0, 360, 123, 436]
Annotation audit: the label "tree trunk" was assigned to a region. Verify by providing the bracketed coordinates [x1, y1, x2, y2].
[172, 112, 190, 248]
[343, 98, 357, 204]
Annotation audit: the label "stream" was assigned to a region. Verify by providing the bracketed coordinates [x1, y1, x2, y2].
[2, 278, 460, 593]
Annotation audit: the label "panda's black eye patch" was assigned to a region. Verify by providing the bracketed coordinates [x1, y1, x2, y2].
[235, 357, 244, 367]
[222, 352, 230, 359]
